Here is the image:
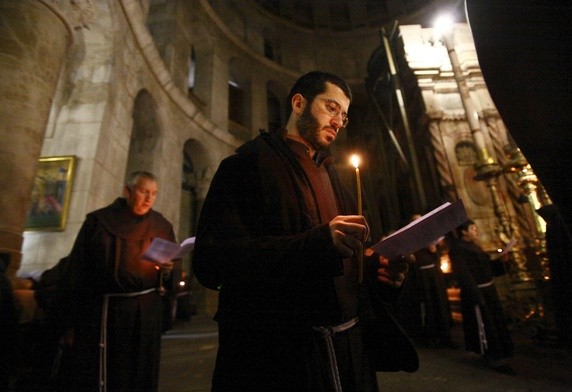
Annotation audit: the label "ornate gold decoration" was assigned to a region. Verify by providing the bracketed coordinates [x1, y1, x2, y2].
[43, 0, 95, 30]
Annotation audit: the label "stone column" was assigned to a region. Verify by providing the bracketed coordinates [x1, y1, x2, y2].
[204, 49, 230, 131]
[0, 0, 72, 281]
[249, 76, 268, 138]
[443, 26, 532, 282]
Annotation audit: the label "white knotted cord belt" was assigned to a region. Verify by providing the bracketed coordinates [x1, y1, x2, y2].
[312, 317, 359, 392]
[99, 288, 157, 392]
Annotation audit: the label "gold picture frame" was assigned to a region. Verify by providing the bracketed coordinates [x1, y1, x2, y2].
[25, 156, 76, 231]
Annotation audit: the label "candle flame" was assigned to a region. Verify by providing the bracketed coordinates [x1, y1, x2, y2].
[350, 154, 360, 169]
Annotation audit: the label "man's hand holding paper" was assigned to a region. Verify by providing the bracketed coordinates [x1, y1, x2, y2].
[374, 254, 415, 288]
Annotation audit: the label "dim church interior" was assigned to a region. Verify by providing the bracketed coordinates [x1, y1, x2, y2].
[2, 0, 571, 381]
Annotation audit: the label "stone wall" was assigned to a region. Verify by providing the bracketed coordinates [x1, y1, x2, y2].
[18, 0, 245, 275]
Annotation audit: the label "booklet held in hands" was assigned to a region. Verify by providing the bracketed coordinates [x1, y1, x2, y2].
[143, 236, 196, 265]
[372, 199, 468, 259]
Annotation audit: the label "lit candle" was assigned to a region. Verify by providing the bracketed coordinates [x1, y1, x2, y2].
[350, 155, 362, 215]
[350, 154, 364, 282]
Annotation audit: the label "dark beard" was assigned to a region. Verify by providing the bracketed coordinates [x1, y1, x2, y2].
[296, 104, 327, 150]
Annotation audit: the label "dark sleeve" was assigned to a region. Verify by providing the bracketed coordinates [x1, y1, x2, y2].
[34, 256, 70, 311]
[449, 246, 484, 305]
[0, 272, 19, 376]
[46, 215, 100, 330]
[490, 257, 508, 277]
[192, 154, 342, 291]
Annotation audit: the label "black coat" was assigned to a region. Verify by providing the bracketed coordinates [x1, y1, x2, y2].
[449, 240, 513, 359]
[193, 129, 418, 386]
[395, 247, 452, 343]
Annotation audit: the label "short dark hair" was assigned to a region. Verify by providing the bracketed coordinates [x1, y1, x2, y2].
[125, 171, 157, 189]
[457, 219, 475, 234]
[287, 71, 352, 111]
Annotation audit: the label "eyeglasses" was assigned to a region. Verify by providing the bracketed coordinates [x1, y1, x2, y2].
[309, 97, 349, 127]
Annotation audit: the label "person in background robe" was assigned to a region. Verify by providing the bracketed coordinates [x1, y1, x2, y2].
[536, 204, 572, 351]
[449, 219, 515, 375]
[47, 171, 179, 392]
[395, 214, 455, 348]
[0, 254, 20, 391]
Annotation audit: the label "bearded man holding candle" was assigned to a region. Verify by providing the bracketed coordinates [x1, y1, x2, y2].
[193, 71, 418, 391]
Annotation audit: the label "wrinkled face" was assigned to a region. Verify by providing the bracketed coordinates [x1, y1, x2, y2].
[124, 177, 158, 216]
[463, 223, 479, 242]
[297, 82, 350, 150]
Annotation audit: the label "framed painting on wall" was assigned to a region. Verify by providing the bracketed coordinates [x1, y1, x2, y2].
[25, 155, 76, 231]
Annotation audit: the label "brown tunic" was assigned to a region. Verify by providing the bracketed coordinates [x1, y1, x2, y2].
[50, 198, 176, 392]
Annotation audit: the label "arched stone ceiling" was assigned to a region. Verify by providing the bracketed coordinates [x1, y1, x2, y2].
[253, 0, 464, 31]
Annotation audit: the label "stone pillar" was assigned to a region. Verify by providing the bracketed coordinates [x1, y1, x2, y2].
[202, 48, 229, 130]
[250, 77, 268, 138]
[0, 0, 72, 281]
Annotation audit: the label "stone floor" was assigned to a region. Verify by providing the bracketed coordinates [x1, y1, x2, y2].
[159, 314, 572, 392]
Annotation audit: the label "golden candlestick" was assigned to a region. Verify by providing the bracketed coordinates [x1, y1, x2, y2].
[351, 154, 364, 282]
